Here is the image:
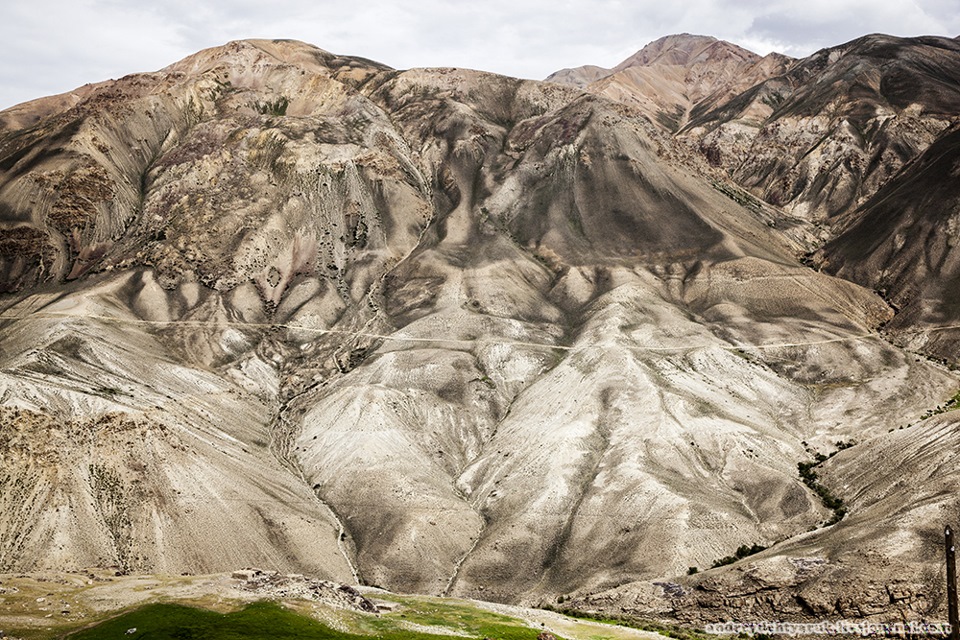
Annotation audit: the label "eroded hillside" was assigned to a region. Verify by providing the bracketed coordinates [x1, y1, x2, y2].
[0, 38, 958, 623]
[550, 33, 960, 373]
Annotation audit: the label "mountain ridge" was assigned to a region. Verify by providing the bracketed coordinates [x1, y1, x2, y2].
[546, 34, 791, 133]
[550, 32, 960, 366]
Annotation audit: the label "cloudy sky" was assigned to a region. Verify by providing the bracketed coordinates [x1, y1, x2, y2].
[2, 0, 958, 110]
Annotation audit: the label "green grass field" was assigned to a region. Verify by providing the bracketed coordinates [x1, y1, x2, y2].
[1, 573, 670, 640]
[58, 598, 568, 640]
[65, 600, 471, 640]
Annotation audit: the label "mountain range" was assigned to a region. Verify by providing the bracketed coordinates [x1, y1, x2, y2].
[1, 33, 959, 625]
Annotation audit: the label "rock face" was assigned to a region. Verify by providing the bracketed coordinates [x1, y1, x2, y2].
[552, 32, 960, 369]
[815, 123, 960, 362]
[1, 37, 959, 623]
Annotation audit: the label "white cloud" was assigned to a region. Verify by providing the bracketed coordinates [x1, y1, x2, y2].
[742, 0, 960, 55]
[1, 0, 187, 107]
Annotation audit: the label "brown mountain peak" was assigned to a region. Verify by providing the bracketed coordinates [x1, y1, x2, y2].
[612, 33, 759, 71]
[554, 34, 775, 133]
[160, 38, 391, 78]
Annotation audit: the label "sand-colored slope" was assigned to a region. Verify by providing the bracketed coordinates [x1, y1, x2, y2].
[0, 39, 956, 620]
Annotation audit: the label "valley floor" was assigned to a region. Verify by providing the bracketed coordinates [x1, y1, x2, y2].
[0, 570, 670, 640]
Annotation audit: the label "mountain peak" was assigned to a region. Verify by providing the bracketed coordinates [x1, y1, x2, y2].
[612, 33, 759, 72]
[545, 34, 766, 97]
[159, 38, 392, 79]
[542, 34, 780, 133]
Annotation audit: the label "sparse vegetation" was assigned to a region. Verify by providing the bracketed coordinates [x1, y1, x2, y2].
[60, 595, 579, 640]
[798, 453, 848, 526]
[888, 388, 960, 431]
[710, 543, 767, 568]
[472, 375, 495, 388]
[710, 179, 762, 212]
[96, 385, 122, 397]
[919, 389, 960, 420]
[540, 605, 710, 640]
[68, 600, 440, 640]
[254, 95, 290, 116]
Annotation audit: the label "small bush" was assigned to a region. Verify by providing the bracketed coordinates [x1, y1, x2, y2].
[735, 543, 767, 558]
[255, 96, 289, 116]
[710, 543, 766, 569]
[798, 455, 847, 525]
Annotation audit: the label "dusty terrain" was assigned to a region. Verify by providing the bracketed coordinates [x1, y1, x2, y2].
[570, 412, 960, 623]
[0, 36, 958, 625]
[549, 34, 960, 360]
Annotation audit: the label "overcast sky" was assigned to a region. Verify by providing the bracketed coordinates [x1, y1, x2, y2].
[2, 0, 958, 110]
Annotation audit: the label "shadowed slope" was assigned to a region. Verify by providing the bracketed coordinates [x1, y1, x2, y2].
[685, 34, 960, 221]
[816, 123, 960, 362]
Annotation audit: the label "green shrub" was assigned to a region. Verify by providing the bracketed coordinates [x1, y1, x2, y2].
[798, 456, 847, 525]
[710, 543, 766, 569]
[255, 96, 289, 116]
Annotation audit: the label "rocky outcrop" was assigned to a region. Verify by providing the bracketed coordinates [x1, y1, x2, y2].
[233, 568, 378, 611]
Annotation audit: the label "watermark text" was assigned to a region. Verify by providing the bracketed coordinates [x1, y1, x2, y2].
[704, 620, 953, 636]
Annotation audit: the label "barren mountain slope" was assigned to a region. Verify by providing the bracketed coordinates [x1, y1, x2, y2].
[553, 34, 960, 225]
[547, 34, 791, 134]
[815, 123, 960, 362]
[684, 34, 960, 222]
[548, 32, 960, 368]
[572, 412, 960, 624]
[0, 38, 957, 617]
